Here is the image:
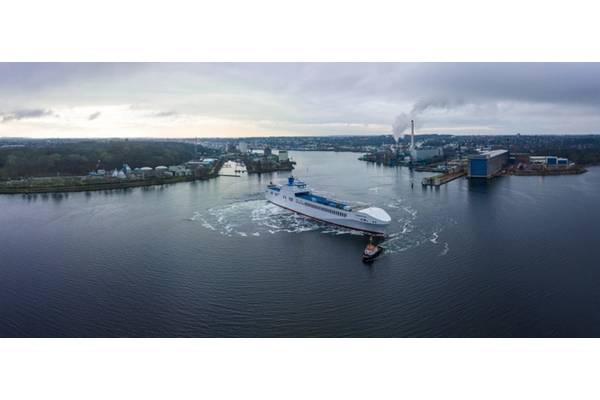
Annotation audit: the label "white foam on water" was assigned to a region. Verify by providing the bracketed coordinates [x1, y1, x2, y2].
[192, 199, 324, 237]
[201, 220, 216, 231]
[190, 194, 456, 260]
[402, 206, 418, 218]
[400, 219, 414, 234]
[379, 202, 422, 254]
[189, 211, 200, 221]
[386, 198, 405, 210]
[430, 231, 439, 244]
[322, 227, 365, 236]
[439, 242, 450, 256]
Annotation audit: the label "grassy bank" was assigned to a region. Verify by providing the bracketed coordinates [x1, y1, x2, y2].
[509, 166, 587, 176]
[0, 176, 206, 194]
[0, 158, 224, 195]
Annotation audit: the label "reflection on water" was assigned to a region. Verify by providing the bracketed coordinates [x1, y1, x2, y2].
[189, 178, 453, 257]
[1, 152, 600, 337]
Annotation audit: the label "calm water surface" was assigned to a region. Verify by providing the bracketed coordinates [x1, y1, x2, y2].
[1, 151, 600, 337]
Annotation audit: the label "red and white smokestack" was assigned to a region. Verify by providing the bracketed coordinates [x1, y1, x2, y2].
[411, 119, 415, 150]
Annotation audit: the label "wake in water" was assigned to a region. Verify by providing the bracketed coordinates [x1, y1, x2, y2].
[191, 199, 361, 237]
[191, 196, 456, 258]
[378, 198, 456, 256]
[439, 242, 450, 256]
[379, 201, 420, 254]
[430, 231, 439, 244]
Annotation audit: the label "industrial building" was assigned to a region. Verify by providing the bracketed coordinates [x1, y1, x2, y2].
[526, 155, 570, 168]
[237, 141, 248, 153]
[407, 119, 443, 162]
[278, 150, 289, 162]
[468, 150, 509, 179]
[410, 146, 443, 162]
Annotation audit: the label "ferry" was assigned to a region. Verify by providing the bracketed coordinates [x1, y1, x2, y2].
[265, 176, 391, 235]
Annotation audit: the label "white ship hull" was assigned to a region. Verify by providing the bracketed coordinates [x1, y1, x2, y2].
[265, 177, 391, 235]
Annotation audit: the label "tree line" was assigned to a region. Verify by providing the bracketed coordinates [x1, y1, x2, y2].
[0, 140, 221, 179]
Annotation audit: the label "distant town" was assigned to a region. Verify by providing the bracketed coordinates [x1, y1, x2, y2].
[1, 132, 599, 193]
[0, 138, 294, 194]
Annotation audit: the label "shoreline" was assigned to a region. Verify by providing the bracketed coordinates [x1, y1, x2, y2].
[1, 151, 594, 195]
[0, 159, 297, 195]
[1, 158, 225, 195]
[506, 166, 587, 176]
[0, 175, 214, 195]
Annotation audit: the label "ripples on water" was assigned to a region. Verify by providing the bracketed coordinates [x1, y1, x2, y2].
[190, 193, 455, 257]
[4, 152, 600, 337]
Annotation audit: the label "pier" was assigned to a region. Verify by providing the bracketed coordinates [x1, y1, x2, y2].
[421, 170, 466, 186]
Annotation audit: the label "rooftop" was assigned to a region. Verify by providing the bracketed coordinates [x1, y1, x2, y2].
[469, 149, 508, 159]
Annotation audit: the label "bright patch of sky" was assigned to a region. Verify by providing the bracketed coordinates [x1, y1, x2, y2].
[1, 63, 599, 138]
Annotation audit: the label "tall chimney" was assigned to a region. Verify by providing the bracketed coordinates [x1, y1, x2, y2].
[411, 119, 415, 150]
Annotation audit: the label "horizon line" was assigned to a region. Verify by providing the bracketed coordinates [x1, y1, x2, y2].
[3, 132, 600, 140]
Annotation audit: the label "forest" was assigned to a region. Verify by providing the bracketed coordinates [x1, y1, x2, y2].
[0, 140, 221, 179]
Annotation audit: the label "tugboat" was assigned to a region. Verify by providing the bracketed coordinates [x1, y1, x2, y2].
[362, 236, 383, 263]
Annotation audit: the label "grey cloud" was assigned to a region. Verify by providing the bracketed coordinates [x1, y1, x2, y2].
[411, 97, 466, 114]
[2, 63, 600, 135]
[152, 111, 177, 118]
[88, 111, 101, 120]
[1, 108, 54, 123]
[0, 63, 147, 93]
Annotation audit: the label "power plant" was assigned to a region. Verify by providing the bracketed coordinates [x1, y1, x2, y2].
[409, 120, 444, 162]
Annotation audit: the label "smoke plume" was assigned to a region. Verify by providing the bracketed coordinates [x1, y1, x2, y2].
[392, 97, 464, 142]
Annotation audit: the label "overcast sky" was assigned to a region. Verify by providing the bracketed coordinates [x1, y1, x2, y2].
[1, 63, 599, 138]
